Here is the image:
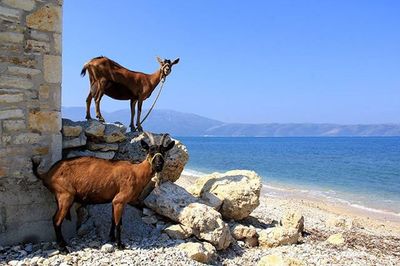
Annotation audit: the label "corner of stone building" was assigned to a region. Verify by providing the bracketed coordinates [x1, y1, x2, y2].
[0, 0, 72, 246]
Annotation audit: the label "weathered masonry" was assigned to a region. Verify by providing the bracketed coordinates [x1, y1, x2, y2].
[0, 0, 66, 245]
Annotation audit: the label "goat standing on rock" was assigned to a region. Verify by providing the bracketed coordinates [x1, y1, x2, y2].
[32, 133, 175, 253]
[81, 56, 180, 132]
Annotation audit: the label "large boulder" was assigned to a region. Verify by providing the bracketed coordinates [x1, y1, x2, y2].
[188, 170, 262, 220]
[116, 132, 189, 182]
[144, 182, 232, 250]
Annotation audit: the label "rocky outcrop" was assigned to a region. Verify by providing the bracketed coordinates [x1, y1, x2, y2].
[188, 170, 262, 220]
[144, 182, 232, 250]
[116, 132, 189, 182]
[61, 120, 188, 183]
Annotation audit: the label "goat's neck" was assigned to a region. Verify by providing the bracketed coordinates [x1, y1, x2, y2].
[136, 159, 155, 187]
[148, 69, 163, 91]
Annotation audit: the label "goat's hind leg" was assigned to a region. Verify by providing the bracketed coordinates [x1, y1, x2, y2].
[112, 198, 126, 249]
[94, 79, 107, 122]
[85, 92, 93, 120]
[53, 194, 74, 253]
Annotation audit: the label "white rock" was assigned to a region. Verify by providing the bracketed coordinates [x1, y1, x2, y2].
[280, 210, 304, 233]
[258, 254, 304, 266]
[326, 233, 345, 245]
[144, 182, 232, 250]
[258, 227, 300, 248]
[188, 170, 262, 220]
[101, 243, 114, 253]
[178, 242, 216, 263]
[164, 224, 193, 239]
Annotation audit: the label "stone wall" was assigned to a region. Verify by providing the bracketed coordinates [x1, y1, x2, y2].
[0, 0, 64, 245]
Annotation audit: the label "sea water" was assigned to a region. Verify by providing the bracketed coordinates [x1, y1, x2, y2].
[179, 137, 400, 215]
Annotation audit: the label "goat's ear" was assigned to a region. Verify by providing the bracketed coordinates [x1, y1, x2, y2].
[156, 56, 163, 65]
[140, 139, 150, 151]
[172, 58, 180, 65]
[164, 141, 175, 152]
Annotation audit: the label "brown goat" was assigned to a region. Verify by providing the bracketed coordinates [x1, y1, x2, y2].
[32, 133, 175, 252]
[81, 56, 179, 132]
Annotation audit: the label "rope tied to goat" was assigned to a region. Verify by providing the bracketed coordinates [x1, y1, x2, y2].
[140, 77, 166, 124]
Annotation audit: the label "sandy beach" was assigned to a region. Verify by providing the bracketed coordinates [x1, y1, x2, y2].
[1, 174, 399, 265]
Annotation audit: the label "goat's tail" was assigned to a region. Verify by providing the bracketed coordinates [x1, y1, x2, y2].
[80, 64, 87, 77]
[31, 157, 42, 179]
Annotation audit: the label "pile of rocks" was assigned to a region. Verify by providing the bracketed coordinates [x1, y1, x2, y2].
[59, 119, 305, 264]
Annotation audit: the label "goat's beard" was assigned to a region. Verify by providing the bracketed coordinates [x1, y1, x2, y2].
[152, 172, 161, 187]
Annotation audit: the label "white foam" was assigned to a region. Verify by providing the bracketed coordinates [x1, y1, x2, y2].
[182, 168, 208, 177]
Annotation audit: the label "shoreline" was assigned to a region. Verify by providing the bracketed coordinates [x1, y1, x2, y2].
[179, 171, 400, 234]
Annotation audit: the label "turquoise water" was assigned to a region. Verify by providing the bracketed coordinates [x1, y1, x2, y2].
[180, 137, 400, 214]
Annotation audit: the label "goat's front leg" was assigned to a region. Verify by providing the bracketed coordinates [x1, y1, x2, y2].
[136, 100, 143, 132]
[109, 205, 116, 242]
[112, 198, 126, 249]
[130, 99, 137, 132]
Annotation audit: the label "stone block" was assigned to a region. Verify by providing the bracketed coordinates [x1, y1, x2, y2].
[62, 135, 87, 149]
[2, 0, 36, 11]
[25, 39, 50, 53]
[0, 32, 24, 43]
[7, 66, 41, 76]
[0, 75, 33, 89]
[0, 109, 24, 119]
[0, 6, 21, 22]
[26, 4, 61, 32]
[54, 33, 61, 54]
[87, 142, 118, 151]
[0, 93, 23, 103]
[13, 133, 41, 144]
[29, 30, 49, 41]
[39, 84, 50, 99]
[62, 125, 82, 137]
[3, 120, 25, 131]
[43, 55, 61, 83]
[29, 110, 61, 133]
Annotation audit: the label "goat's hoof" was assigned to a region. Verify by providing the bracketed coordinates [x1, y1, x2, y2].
[117, 243, 125, 250]
[98, 118, 105, 123]
[58, 245, 69, 254]
[85, 116, 92, 120]
[136, 127, 143, 132]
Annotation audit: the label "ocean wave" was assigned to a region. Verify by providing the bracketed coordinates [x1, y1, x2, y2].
[262, 182, 400, 217]
[182, 168, 209, 177]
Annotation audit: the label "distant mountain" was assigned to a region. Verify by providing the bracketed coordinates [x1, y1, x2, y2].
[62, 107, 400, 137]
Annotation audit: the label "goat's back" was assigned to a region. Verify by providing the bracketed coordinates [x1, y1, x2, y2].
[43, 157, 138, 203]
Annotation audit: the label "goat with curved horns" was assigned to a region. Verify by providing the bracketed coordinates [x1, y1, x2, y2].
[32, 132, 174, 252]
[81, 56, 179, 132]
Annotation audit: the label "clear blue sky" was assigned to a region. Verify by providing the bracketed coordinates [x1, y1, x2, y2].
[62, 1, 400, 124]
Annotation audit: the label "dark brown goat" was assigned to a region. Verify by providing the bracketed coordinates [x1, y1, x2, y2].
[32, 133, 174, 252]
[81, 56, 179, 132]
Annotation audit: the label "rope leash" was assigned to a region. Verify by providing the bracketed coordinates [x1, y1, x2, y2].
[140, 76, 166, 124]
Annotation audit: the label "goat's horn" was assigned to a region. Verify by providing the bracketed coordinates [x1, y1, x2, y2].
[160, 133, 169, 146]
[143, 132, 155, 145]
